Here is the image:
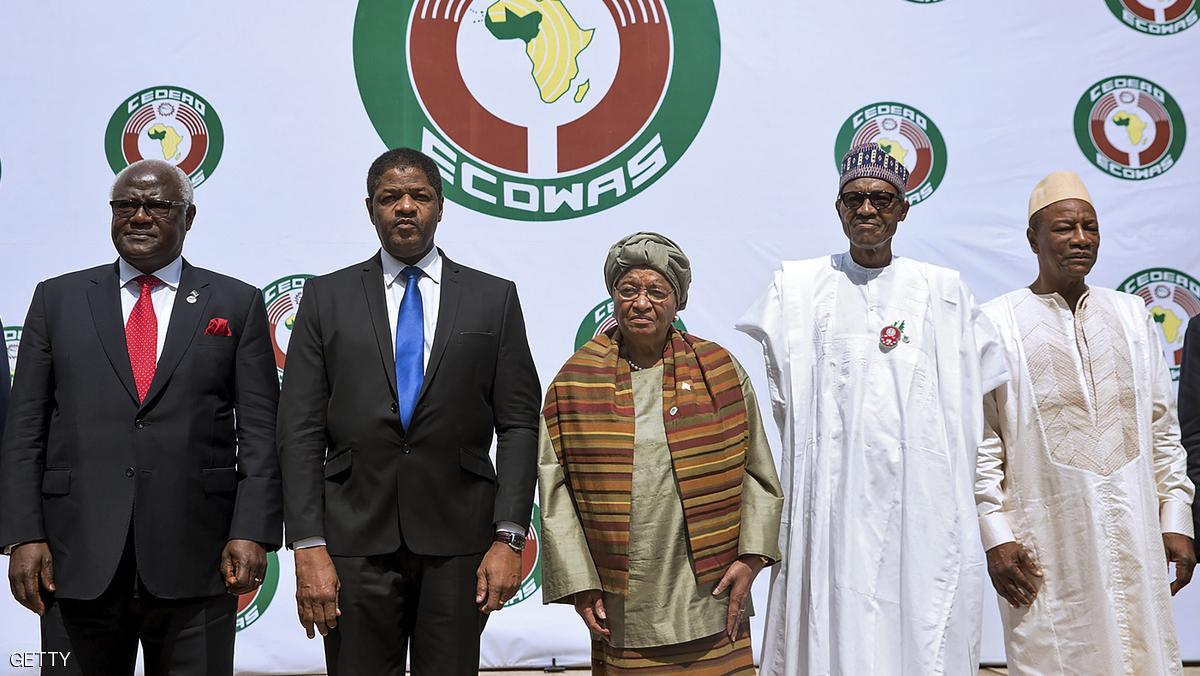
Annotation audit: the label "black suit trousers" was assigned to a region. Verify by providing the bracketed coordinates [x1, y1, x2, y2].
[324, 546, 487, 676]
[38, 534, 237, 676]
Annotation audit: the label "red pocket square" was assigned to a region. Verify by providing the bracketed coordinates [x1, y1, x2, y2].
[204, 318, 232, 337]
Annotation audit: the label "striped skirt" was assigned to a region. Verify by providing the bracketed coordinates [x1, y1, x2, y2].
[591, 626, 755, 675]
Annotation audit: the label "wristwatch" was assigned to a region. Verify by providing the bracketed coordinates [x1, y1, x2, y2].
[493, 531, 527, 553]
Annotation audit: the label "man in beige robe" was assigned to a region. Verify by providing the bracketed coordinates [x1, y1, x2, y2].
[976, 171, 1196, 675]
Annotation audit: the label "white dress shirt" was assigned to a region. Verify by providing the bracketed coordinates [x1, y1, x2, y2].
[293, 247, 522, 550]
[118, 255, 184, 362]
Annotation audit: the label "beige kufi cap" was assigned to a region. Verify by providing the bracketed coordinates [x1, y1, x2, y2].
[1028, 171, 1093, 220]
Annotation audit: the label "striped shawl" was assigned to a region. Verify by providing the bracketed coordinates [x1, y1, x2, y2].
[542, 328, 749, 594]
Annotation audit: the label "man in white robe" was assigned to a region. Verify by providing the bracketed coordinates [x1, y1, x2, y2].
[976, 171, 1195, 675]
[737, 144, 1008, 676]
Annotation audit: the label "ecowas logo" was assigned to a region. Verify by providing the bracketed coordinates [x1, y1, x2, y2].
[576, 298, 685, 350]
[835, 103, 948, 204]
[263, 275, 312, 383]
[503, 503, 543, 607]
[1075, 76, 1186, 181]
[4, 326, 20, 378]
[1106, 0, 1197, 34]
[236, 552, 280, 631]
[104, 86, 224, 187]
[354, 0, 720, 221]
[1121, 267, 1200, 380]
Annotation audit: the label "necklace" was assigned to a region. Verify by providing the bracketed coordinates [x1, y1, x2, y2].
[627, 359, 646, 372]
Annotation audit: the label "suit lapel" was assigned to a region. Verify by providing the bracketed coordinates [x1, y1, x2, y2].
[361, 254, 398, 398]
[140, 261, 210, 408]
[87, 262, 139, 405]
[417, 253, 460, 403]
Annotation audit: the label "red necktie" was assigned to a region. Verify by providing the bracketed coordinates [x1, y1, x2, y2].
[126, 274, 162, 402]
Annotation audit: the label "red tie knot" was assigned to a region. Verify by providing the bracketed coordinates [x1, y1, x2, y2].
[133, 275, 162, 293]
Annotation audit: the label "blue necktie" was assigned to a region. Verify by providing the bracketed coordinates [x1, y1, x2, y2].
[395, 266, 424, 430]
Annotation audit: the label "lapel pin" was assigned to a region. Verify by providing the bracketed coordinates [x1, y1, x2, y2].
[186, 290, 199, 304]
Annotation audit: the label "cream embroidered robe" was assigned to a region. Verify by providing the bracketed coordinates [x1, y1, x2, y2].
[737, 254, 1008, 676]
[977, 287, 1195, 676]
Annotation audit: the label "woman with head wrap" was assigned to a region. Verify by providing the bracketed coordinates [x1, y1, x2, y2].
[538, 232, 784, 674]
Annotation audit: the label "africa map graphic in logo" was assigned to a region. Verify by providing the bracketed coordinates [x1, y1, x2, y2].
[1106, 0, 1197, 34]
[236, 552, 280, 632]
[263, 275, 312, 383]
[1121, 268, 1200, 381]
[104, 86, 224, 188]
[4, 326, 20, 379]
[576, 298, 685, 350]
[503, 503, 543, 608]
[1075, 76, 1186, 181]
[354, 0, 720, 221]
[835, 103, 948, 204]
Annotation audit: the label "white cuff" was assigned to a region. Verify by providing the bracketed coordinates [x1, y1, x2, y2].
[979, 512, 1016, 551]
[495, 521, 526, 536]
[1160, 501, 1195, 538]
[292, 536, 327, 550]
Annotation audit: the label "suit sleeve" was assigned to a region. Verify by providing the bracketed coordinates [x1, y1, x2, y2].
[0, 284, 54, 548]
[229, 289, 283, 550]
[490, 282, 540, 529]
[277, 279, 331, 545]
[1177, 316, 1200, 545]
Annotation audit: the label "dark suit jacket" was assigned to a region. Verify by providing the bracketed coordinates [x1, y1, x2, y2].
[278, 251, 540, 557]
[1179, 315, 1200, 553]
[0, 260, 282, 600]
[0, 315, 8, 447]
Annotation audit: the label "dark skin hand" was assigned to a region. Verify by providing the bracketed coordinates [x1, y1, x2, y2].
[476, 541, 522, 613]
[712, 554, 767, 641]
[986, 541, 1042, 608]
[7, 542, 54, 616]
[573, 588, 610, 640]
[1027, 198, 1099, 312]
[294, 546, 341, 639]
[835, 177, 909, 269]
[221, 539, 267, 595]
[1164, 532, 1196, 595]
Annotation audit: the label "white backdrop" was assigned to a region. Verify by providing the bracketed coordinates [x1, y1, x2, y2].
[0, 0, 1197, 672]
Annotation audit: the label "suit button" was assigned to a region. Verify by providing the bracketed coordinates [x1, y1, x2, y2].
[402, 443, 411, 454]
[134, 419, 145, 429]
[390, 402, 398, 414]
[125, 468, 135, 478]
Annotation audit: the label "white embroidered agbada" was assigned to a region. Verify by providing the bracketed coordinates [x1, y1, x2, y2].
[737, 253, 1008, 676]
[977, 287, 1194, 676]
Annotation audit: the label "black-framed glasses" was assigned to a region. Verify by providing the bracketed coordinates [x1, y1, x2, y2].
[109, 199, 189, 218]
[615, 285, 673, 303]
[839, 191, 900, 210]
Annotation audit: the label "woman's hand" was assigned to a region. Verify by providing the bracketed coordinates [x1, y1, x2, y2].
[573, 588, 610, 640]
[713, 555, 767, 641]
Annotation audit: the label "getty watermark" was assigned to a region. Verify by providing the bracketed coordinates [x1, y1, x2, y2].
[10, 652, 71, 668]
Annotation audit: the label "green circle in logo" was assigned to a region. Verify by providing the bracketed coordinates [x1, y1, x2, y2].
[235, 551, 280, 632]
[263, 275, 313, 384]
[1105, 0, 1197, 34]
[1074, 76, 1186, 181]
[575, 298, 685, 351]
[104, 86, 224, 188]
[1118, 267, 1200, 381]
[834, 102, 948, 205]
[353, 0, 720, 221]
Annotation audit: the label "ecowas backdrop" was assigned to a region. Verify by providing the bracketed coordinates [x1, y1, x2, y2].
[0, 0, 1197, 672]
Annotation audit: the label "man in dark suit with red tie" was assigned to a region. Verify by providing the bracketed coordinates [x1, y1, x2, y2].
[0, 159, 282, 675]
[1181, 316, 1200, 558]
[278, 147, 540, 675]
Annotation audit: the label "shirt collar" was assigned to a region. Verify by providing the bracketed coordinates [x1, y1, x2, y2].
[381, 246, 441, 287]
[118, 255, 183, 291]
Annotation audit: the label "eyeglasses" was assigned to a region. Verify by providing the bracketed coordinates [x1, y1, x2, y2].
[839, 191, 900, 210]
[109, 199, 189, 218]
[615, 285, 673, 303]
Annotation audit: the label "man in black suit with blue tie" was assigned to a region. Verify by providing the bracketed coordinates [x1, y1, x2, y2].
[1181, 316, 1200, 557]
[278, 147, 540, 675]
[0, 160, 282, 675]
